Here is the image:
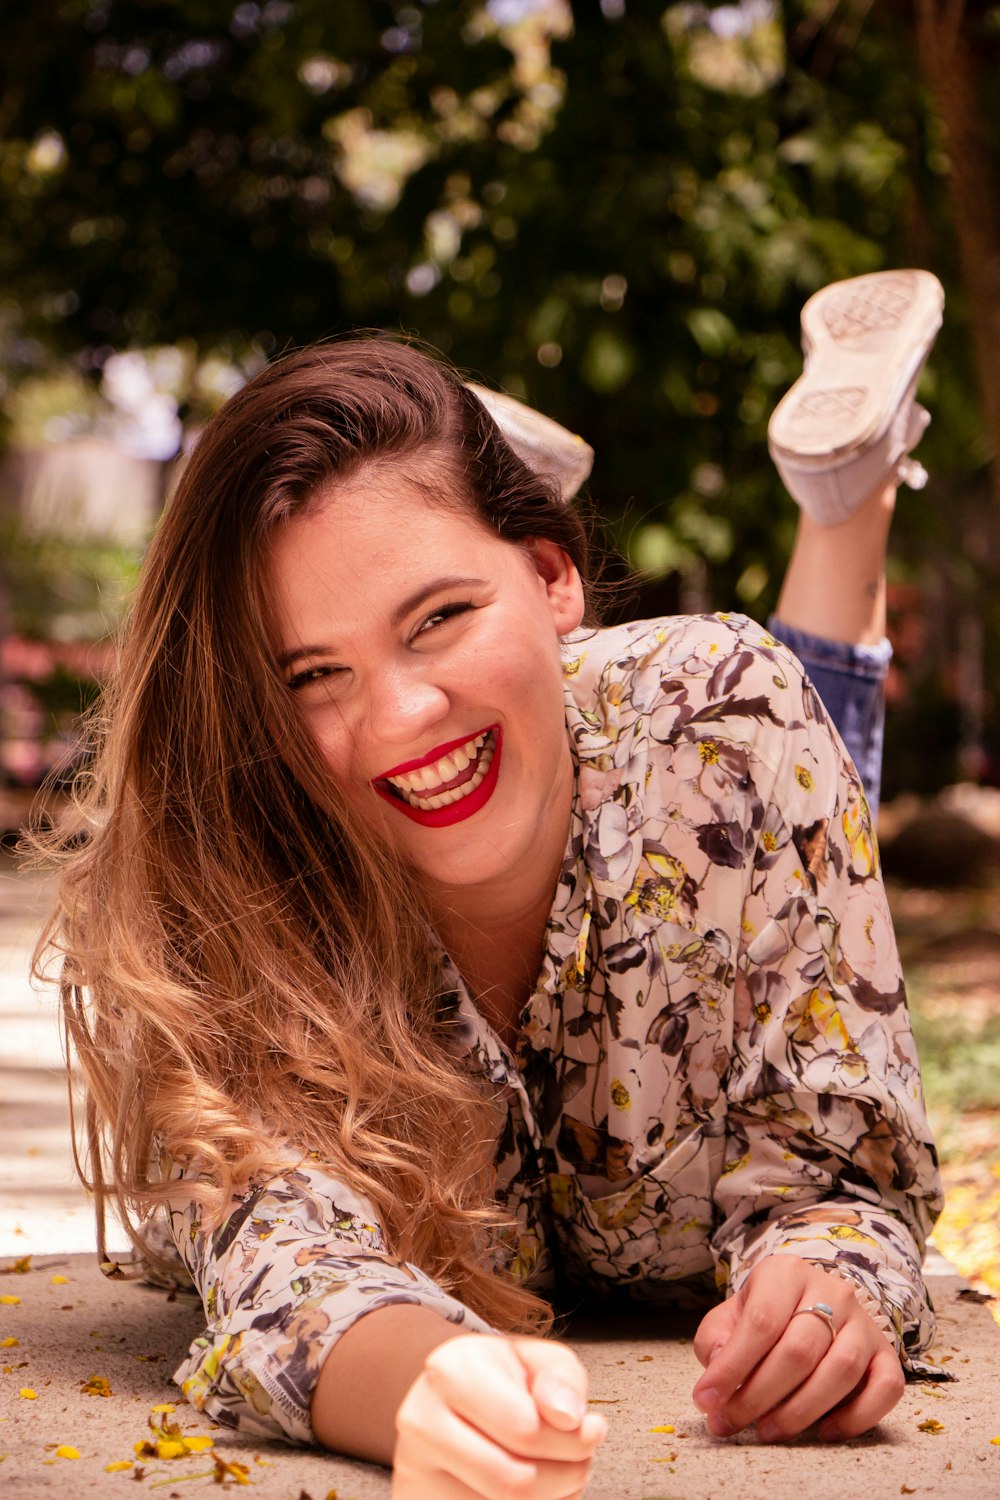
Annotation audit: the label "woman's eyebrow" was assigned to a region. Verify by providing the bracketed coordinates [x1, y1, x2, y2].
[277, 576, 486, 670]
[390, 575, 485, 627]
[277, 643, 331, 671]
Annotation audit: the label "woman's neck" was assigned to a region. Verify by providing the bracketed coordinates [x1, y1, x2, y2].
[424, 806, 571, 1045]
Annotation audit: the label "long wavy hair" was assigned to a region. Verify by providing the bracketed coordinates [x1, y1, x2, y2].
[32, 339, 594, 1333]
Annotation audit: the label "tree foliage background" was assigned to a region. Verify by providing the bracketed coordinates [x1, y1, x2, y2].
[2, 0, 999, 797]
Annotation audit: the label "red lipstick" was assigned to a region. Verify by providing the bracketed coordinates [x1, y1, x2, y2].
[372, 726, 503, 828]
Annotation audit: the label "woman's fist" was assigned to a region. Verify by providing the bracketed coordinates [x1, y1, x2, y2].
[393, 1333, 607, 1499]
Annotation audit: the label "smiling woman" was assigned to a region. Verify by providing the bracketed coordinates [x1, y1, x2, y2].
[265, 471, 580, 917]
[31, 295, 946, 1499]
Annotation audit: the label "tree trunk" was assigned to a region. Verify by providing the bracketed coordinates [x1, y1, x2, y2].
[912, 0, 1000, 509]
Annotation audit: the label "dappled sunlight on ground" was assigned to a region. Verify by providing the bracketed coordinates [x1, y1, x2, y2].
[889, 875, 1000, 1326]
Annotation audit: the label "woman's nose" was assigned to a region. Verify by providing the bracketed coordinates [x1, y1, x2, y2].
[365, 663, 450, 748]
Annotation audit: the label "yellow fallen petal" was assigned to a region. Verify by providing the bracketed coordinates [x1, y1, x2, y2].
[991, 1435, 1000, 1445]
[648, 1423, 675, 1433]
[156, 1438, 187, 1460]
[0, 1338, 19, 1348]
[150, 1402, 175, 1413]
[19, 1388, 37, 1400]
[55, 1446, 80, 1460]
[0, 1296, 21, 1306]
[80, 1374, 113, 1397]
[917, 1418, 945, 1433]
[104, 1460, 134, 1472]
[212, 1455, 251, 1484]
[181, 1435, 214, 1453]
[50, 1275, 69, 1286]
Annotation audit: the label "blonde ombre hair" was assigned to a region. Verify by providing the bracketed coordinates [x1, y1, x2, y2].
[33, 339, 594, 1334]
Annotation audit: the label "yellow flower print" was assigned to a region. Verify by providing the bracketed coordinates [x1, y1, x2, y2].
[610, 1079, 632, 1111]
[699, 738, 720, 764]
[562, 655, 582, 677]
[635, 881, 678, 918]
[827, 1223, 879, 1245]
[548, 1174, 575, 1221]
[181, 1333, 242, 1407]
[785, 987, 851, 1050]
[560, 907, 592, 989]
[794, 765, 814, 790]
[510, 1234, 540, 1282]
[646, 851, 684, 881]
[591, 1184, 645, 1231]
[632, 849, 694, 921]
[843, 781, 878, 877]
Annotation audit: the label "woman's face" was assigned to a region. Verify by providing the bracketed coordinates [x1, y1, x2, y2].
[266, 473, 585, 901]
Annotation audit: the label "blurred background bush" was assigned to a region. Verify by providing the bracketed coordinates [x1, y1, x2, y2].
[2, 0, 998, 802]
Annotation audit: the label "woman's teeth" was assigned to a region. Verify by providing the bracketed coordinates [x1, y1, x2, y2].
[386, 731, 494, 809]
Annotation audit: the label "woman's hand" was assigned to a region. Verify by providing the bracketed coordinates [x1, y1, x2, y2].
[692, 1258, 904, 1443]
[393, 1332, 607, 1499]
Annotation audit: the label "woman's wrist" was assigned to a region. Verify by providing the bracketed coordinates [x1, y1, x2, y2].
[819, 1265, 897, 1345]
[311, 1305, 471, 1463]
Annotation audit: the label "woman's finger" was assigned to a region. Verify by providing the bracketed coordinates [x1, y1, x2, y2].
[692, 1296, 739, 1369]
[421, 1337, 541, 1450]
[396, 1375, 533, 1499]
[817, 1344, 906, 1441]
[398, 1377, 593, 1500]
[740, 1323, 876, 1440]
[513, 1336, 593, 1432]
[517, 1337, 608, 1457]
[420, 1335, 604, 1464]
[392, 1459, 482, 1500]
[706, 1306, 844, 1436]
[691, 1264, 804, 1415]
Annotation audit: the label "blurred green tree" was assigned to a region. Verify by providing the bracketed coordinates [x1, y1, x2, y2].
[1, 0, 997, 792]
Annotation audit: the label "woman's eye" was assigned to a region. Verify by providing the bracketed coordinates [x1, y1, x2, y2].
[417, 601, 473, 636]
[287, 664, 344, 692]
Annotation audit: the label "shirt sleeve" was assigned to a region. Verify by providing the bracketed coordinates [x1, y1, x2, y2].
[168, 1162, 495, 1442]
[711, 641, 944, 1372]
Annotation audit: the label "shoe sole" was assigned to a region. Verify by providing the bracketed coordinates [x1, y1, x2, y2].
[768, 270, 944, 465]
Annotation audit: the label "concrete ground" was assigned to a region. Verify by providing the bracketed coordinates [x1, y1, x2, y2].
[3, 854, 1000, 1498]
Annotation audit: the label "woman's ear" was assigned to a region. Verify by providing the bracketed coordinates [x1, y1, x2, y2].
[525, 538, 586, 635]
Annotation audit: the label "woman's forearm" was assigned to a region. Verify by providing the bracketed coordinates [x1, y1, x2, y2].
[310, 1303, 471, 1463]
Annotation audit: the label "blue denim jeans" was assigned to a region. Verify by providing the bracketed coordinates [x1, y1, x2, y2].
[768, 616, 892, 817]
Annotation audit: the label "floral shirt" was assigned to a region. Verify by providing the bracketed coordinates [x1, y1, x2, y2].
[169, 614, 943, 1442]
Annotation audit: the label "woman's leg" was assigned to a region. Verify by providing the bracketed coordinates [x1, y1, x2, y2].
[765, 271, 944, 818]
[769, 479, 895, 815]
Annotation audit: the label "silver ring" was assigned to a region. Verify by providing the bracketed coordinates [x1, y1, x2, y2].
[791, 1301, 836, 1345]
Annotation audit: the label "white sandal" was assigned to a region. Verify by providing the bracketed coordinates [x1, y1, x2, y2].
[768, 269, 944, 525]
